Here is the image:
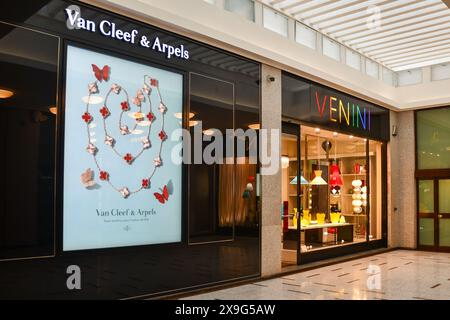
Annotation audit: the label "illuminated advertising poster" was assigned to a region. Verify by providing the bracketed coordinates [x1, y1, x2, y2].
[63, 45, 183, 251]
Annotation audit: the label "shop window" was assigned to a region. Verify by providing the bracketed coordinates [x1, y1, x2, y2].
[397, 68, 422, 86]
[322, 37, 341, 62]
[292, 126, 383, 252]
[224, 0, 255, 22]
[365, 59, 379, 79]
[416, 107, 450, 170]
[295, 22, 316, 50]
[188, 73, 259, 244]
[263, 6, 288, 38]
[346, 49, 361, 71]
[0, 23, 58, 260]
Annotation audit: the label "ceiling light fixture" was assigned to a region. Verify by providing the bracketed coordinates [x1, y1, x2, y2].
[49, 106, 57, 115]
[0, 89, 14, 99]
[174, 112, 195, 119]
[248, 123, 260, 130]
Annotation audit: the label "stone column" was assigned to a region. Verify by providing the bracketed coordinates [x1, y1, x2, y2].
[260, 64, 282, 277]
[388, 110, 416, 249]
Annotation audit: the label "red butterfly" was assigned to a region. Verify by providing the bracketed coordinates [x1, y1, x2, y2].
[154, 185, 169, 204]
[92, 64, 110, 82]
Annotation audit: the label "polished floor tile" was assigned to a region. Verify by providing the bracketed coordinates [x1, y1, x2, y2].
[182, 250, 450, 300]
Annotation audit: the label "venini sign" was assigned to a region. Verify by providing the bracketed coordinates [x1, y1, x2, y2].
[64, 5, 189, 60]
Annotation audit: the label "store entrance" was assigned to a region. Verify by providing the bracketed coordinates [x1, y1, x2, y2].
[418, 178, 450, 252]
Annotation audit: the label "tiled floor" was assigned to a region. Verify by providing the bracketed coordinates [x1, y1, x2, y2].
[183, 250, 450, 300]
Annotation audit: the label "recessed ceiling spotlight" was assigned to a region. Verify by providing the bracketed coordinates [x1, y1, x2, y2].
[174, 112, 195, 119]
[248, 123, 260, 130]
[0, 89, 14, 99]
[333, 132, 338, 137]
[315, 128, 320, 133]
[349, 135, 354, 139]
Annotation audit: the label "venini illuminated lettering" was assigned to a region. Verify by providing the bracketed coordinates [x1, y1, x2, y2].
[314, 91, 371, 131]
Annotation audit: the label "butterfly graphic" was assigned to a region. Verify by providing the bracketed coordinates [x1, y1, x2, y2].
[81, 168, 96, 188]
[154, 185, 169, 204]
[92, 64, 110, 82]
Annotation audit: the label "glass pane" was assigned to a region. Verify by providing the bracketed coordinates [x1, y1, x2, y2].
[346, 49, 361, 71]
[0, 23, 58, 260]
[431, 63, 450, 81]
[189, 73, 234, 243]
[369, 140, 382, 240]
[365, 59, 379, 79]
[419, 218, 434, 246]
[418, 180, 434, 213]
[224, 0, 255, 21]
[281, 132, 298, 265]
[263, 7, 288, 37]
[383, 68, 396, 86]
[398, 69, 422, 86]
[295, 22, 316, 50]
[439, 180, 450, 213]
[299, 126, 368, 252]
[323, 37, 340, 61]
[417, 107, 450, 169]
[439, 219, 450, 247]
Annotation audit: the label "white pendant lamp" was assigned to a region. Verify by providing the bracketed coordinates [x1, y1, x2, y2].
[310, 132, 327, 186]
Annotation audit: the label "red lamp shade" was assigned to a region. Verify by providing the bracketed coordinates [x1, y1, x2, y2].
[329, 164, 343, 186]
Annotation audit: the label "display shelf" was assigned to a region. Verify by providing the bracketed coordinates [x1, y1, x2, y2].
[340, 214, 367, 217]
[289, 222, 352, 230]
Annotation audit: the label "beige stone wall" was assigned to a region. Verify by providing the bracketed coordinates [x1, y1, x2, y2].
[260, 65, 282, 277]
[388, 110, 417, 249]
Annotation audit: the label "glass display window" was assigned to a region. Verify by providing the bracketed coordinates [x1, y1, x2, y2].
[282, 125, 384, 254]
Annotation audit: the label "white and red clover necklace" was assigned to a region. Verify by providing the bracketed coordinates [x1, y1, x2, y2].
[82, 73, 168, 198]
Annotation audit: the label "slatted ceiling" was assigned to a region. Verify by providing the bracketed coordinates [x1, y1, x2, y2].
[261, 0, 450, 71]
[352, 23, 450, 47]
[376, 40, 450, 59]
[342, 12, 450, 42]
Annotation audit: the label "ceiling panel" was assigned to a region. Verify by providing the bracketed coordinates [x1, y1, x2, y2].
[261, 0, 450, 71]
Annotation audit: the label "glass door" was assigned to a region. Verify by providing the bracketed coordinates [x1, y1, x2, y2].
[418, 178, 450, 250]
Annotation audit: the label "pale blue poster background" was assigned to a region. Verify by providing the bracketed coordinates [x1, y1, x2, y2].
[63, 45, 182, 251]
